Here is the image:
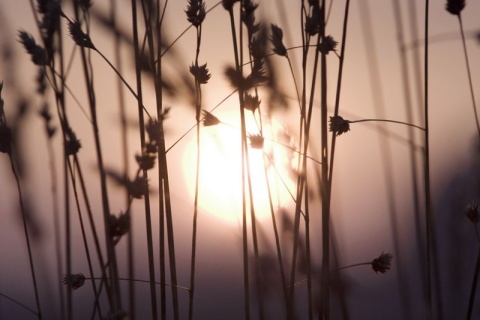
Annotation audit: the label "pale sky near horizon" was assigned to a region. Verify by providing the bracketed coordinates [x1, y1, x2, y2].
[1, 0, 480, 319]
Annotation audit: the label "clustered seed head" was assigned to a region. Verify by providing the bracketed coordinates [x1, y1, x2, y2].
[136, 153, 156, 171]
[318, 35, 338, 55]
[105, 170, 149, 199]
[250, 32, 267, 60]
[305, 6, 321, 36]
[222, 0, 239, 11]
[62, 273, 85, 290]
[39, 103, 56, 138]
[64, 126, 81, 156]
[202, 110, 220, 126]
[0, 82, 11, 154]
[249, 134, 264, 149]
[270, 24, 287, 57]
[371, 251, 393, 274]
[0, 125, 11, 154]
[80, 0, 92, 11]
[146, 118, 162, 145]
[190, 63, 211, 84]
[185, 0, 206, 28]
[68, 20, 95, 49]
[248, 60, 267, 86]
[445, 0, 465, 15]
[127, 176, 149, 199]
[329, 115, 350, 136]
[242, 0, 261, 36]
[18, 31, 48, 66]
[244, 93, 260, 113]
[225, 67, 249, 91]
[36, 68, 47, 94]
[110, 212, 130, 241]
[465, 202, 479, 224]
[37, 0, 61, 46]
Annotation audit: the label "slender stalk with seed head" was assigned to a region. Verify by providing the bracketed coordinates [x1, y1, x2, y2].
[446, 0, 480, 138]
[131, 0, 158, 317]
[8, 149, 42, 320]
[186, 1, 208, 318]
[70, 6, 122, 313]
[139, 0, 180, 318]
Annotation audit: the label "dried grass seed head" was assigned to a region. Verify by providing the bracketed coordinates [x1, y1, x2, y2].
[0, 85, 12, 154]
[68, 20, 95, 49]
[225, 66, 252, 91]
[465, 202, 479, 224]
[127, 176, 149, 199]
[270, 24, 287, 57]
[0, 121, 11, 154]
[190, 63, 211, 84]
[18, 31, 48, 66]
[371, 251, 393, 274]
[247, 60, 268, 86]
[186, 0, 206, 28]
[244, 93, 260, 113]
[64, 127, 81, 155]
[202, 110, 220, 126]
[62, 273, 85, 290]
[110, 212, 130, 240]
[242, 1, 261, 36]
[146, 118, 162, 142]
[80, 0, 92, 11]
[305, 6, 321, 36]
[318, 35, 338, 55]
[222, 0, 239, 11]
[445, 0, 465, 15]
[39, 103, 56, 138]
[250, 31, 267, 60]
[249, 133, 264, 149]
[329, 115, 350, 136]
[136, 153, 156, 171]
[36, 68, 47, 94]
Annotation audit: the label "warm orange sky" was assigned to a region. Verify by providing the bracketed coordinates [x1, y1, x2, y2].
[1, 0, 480, 319]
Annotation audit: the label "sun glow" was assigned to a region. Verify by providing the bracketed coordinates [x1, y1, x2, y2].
[182, 111, 296, 225]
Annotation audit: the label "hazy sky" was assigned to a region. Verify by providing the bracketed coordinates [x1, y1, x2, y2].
[1, 0, 480, 319]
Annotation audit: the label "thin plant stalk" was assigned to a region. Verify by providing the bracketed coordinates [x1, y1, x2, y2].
[423, 1, 433, 318]
[262, 153, 289, 308]
[72, 5, 122, 313]
[189, 8, 205, 319]
[242, 3, 266, 318]
[467, 243, 480, 320]
[55, 18, 73, 320]
[281, 1, 324, 317]
[319, 1, 330, 318]
[67, 160, 103, 319]
[390, 0, 423, 317]
[405, 3, 429, 310]
[225, 4, 251, 319]
[0, 292, 39, 317]
[456, 13, 480, 138]
[349, 119, 424, 131]
[131, 0, 158, 317]
[45, 126, 65, 320]
[8, 155, 42, 320]
[72, 155, 112, 305]
[140, 0, 180, 317]
[109, 0, 134, 316]
[303, 180, 313, 320]
[288, 2, 321, 318]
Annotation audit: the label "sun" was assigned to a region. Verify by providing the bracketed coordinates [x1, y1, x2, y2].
[182, 111, 296, 225]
